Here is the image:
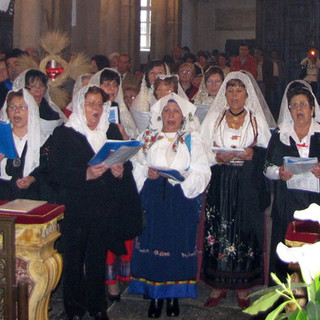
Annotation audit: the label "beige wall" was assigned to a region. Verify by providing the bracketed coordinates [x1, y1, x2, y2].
[12, 0, 256, 67]
[181, 0, 256, 53]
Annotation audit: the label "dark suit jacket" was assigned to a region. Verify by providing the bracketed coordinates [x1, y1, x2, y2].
[48, 123, 143, 253]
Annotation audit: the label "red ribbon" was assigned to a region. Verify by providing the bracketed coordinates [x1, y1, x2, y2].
[296, 143, 308, 148]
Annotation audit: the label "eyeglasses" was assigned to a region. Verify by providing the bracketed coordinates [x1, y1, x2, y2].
[8, 105, 28, 111]
[27, 84, 46, 91]
[85, 101, 104, 108]
[289, 101, 310, 109]
[179, 70, 192, 75]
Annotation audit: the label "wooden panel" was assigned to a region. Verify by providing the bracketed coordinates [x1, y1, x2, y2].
[0, 0, 14, 52]
[0, 216, 16, 320]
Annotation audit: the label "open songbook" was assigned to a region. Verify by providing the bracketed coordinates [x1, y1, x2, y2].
[150, 166, 185, 182]
[283, 156, 320, 193]
[88, 140, 143, 167]
[0, 121, 18, 159]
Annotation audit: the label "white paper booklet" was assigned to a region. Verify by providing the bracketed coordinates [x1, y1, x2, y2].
[212, 147, 245, 154]
[283, 156, 320, 193]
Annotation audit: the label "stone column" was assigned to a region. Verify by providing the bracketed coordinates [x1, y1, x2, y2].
[13, 0, 42, 49]
[150, 0, 181, 60]
[100, 0, 140, 71]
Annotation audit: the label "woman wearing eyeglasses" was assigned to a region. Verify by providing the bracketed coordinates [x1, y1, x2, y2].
[48, 84, 142, 320]
[178, 62, 199, 100]
[265, 81, 320, 282]
[13, 69, 67, 136]
[0, 88, 54, 200]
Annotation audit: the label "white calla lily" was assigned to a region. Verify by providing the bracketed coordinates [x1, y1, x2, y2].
[276, 242, 320, 284]
[294, 203, 320, 224]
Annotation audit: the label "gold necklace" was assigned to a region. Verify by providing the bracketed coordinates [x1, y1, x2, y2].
[229, 109, 245, 129]
[163, 132, 176, 142]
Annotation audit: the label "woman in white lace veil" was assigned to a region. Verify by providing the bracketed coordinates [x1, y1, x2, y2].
[201, 71, 271, 152]
[0, 88, 50, 198]
[241, 70, 277, 129]
[13, 69, 66, 135]
[193, 66, 224, 106]
[90, 67, 138, 139]
[277, 80, 320, 130]
[65, 73, 93, 112]
[65, 84, 111, 152]
[199, 71, 271, 308]
[131, 60, 170, 112]
[264, 81, 320, 285]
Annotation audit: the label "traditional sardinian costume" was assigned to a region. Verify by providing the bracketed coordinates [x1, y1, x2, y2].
[265, 80, 320, 281]
[200, 71, 271, 290]
[130, 93, 211, 299]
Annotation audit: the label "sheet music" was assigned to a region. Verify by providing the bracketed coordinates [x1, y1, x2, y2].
[283, 156, 320, 193]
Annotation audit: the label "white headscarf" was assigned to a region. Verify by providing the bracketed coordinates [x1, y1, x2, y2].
[136, 92, 198, 167]
[149, 92, 198, 133]
[200, 71, 271, 148]
[13, 69, 67, 122]
[65, 84, 111, 153]
[277, 80, 320, 145]
[89, 67, 138, 139]
[0, 88, 48, 177]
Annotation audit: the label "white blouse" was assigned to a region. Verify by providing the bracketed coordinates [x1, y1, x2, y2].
[133, 131, 211, 199]
[264, 120, 320, 180]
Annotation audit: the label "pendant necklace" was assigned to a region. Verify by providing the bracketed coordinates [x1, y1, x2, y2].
[163, 132, 176, 142]
[13, 157, 21, 168]
[229, 109, 245, 129]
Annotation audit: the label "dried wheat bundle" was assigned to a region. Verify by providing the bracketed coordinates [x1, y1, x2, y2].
[39, 30, 70, 55]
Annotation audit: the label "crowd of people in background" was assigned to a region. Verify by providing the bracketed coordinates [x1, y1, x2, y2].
[0, 41, 320, 320]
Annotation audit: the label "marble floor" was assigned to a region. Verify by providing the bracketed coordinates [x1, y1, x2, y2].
[49, 279, 268, 320]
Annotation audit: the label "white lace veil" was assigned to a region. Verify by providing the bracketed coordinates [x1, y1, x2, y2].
[241, 70, 277, 129]
[13, 69, 67, 122]
[200, 71, 271, 148]
[66, 73, 93, 111]
[65, 84, 111, 153]
[278, 80, 320, 126]
[277, 80, 320, 145]
[89, 67, 138, 138]
[0, 88, 48, 177]
[193, 66, 219, 105]
[131, 62, 171, 112]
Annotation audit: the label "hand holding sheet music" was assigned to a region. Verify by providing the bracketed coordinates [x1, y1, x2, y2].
[283, 156, 320, 193]
[150, 166, 185, 182]
[88, 140, 143, 167]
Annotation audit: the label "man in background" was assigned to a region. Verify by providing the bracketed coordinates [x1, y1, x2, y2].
[230, 43, 257, 79]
